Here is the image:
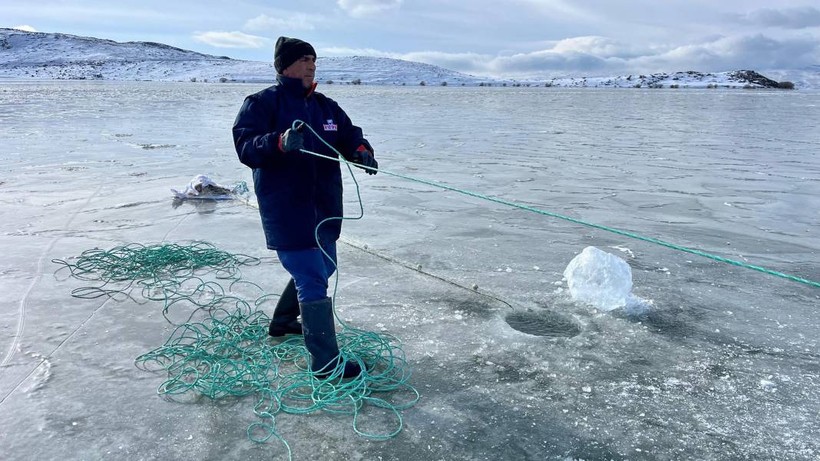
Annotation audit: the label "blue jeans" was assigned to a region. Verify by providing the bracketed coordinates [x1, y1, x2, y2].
[276, 241, 337, 304]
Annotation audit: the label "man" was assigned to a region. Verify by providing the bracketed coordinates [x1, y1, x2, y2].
[232, 36, 378, 379]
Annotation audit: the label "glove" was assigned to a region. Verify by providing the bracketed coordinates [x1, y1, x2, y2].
[347, 144, 378, 175]
[278, 122, 305, 153]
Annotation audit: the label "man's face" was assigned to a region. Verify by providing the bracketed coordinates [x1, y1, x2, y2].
[282, 55, 316, 89]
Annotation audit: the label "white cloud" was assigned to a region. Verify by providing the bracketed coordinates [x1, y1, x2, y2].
[192, 31, 268, 49]
[492, 50, 610, 75]
[388, 31, 820, 78]
[402, 50, 491, 72]
[337, 0, 403, 18]
[518, 0, 595, 20]
[13, 25, 37, 32]
[649, 34, 820, 71]
[244, 13, 315, 32]
[736, 6, 820, 29]
[321, 46, 396, 58]
[551, 36, 628, 57]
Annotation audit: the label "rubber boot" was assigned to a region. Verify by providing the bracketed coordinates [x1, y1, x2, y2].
[300, 297, 362, 379]
[268, 279, 303, 337]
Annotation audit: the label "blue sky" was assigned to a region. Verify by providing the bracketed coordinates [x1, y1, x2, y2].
[3, 0, 820, 77]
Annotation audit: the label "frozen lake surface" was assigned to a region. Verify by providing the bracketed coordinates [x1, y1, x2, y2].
[1, 81, 819, 460]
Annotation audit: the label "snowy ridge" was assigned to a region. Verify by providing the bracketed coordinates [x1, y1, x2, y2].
[1, 28, 816, 88]
[0, 28, 259, 82]
[0, 28, 484, 85]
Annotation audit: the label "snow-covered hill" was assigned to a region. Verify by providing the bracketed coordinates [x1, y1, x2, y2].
[0, 28, 487, 85]
[1, 28, 816, 89]
[538, 70, 804, 90]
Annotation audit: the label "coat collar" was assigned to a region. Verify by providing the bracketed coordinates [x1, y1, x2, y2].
[276, 75, 318, 98]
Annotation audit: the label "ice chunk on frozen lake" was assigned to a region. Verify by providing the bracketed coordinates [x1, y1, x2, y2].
[563, 246, 633, 311]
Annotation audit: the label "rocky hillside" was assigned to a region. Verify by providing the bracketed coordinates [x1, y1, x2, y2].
[540, 70, 795, 89]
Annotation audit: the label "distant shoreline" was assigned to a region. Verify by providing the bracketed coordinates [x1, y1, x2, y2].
[0, 77, 806, 91]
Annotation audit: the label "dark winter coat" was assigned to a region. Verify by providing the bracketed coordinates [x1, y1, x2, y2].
[233, 75, 369, 250]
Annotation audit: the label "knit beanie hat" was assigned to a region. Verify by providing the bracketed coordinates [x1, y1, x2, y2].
[274, 36, 317, 74]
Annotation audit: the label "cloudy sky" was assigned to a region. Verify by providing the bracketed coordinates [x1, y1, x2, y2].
[3, 0, 820, 77]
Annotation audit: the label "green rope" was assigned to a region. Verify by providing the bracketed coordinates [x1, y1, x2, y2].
[291, 120, 370, 325]
[54, 242, 419, 459]
[53, 242, 265, 325]
[293, 137, 819, 290]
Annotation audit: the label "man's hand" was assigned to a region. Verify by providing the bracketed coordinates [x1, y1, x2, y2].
[347, 144, 378, 175]
[278, 122, 305, 153]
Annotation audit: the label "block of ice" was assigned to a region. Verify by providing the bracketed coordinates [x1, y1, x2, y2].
[563, 246, 633, 311]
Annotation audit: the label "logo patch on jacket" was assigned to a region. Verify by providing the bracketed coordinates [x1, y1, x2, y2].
[323, 119, 338, 131]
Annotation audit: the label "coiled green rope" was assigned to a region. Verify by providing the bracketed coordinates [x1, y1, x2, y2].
[54, 242, 419, 459]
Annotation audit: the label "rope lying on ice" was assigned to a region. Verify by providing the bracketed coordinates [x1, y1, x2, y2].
[53, 242, 419, 459]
